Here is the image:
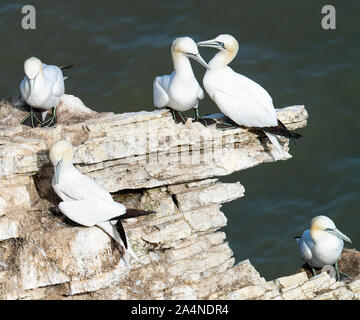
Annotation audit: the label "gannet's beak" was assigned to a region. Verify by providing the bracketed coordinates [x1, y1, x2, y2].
[197, 39, 225, 50]
[55, 159, 63, 185]
[29, 78, 35, 98]
[326, 228, 352, 243]
[186, 53, 210, 70]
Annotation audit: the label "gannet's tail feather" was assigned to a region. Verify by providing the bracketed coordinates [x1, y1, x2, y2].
[265, 131, 284, 153]
[115, 220, 128, 249]
[262, 120, 302, 139]
[60, 64, 76, 70]
[96, 221, 139, 262]
[60, 65, 75, 81]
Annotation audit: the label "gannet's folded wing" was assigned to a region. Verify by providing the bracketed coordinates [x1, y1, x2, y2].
[19, 77, 28, 100]
[43, 65, 65, 98]
[298, 230, 313, 262]
[211, 67, 278, 126]
[59, 200, 126, 226]
[153, 75, 170, 108]
[230, 70, 274, 109]
[58, 168, 114, 202]
[52, 70, 65, 98]
[213, 90, 278, 128]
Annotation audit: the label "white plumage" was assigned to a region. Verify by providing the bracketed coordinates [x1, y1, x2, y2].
[20, 57, 68, 126]
[296, 215, 351, 277]
[49, 139, 139, 262]
[197, 34, 298, 153]
[153, 37, 209, 123]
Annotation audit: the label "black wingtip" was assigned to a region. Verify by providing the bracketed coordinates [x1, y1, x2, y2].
[261, 120, 303, 140]
[110, 209, 156, 221]
[115, 220, 128, 249]
[121, 209, 156, 220]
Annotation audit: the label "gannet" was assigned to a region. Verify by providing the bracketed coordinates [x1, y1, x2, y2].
[49, 139, 155, 262]
[295, 215, 352, 280]
[153, 37, 210, 124]
[19, 57, 74, 127]
[197, 34, 302, 153]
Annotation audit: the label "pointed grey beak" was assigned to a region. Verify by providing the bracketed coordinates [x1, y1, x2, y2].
[186, 53, 210, 70]
[197, 39, 224, 50]
[29, 78, 35, 98]
[326, 228, 352, 243]
[55, 159, 63, 185]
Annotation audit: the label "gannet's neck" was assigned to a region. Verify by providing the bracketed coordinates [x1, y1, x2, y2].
[59, 159, 74, 172]
[310, 226, 333, 244]
[172, 52, 194, 78]
[208, 50, 237, 71]
[310, 224, 321, 243]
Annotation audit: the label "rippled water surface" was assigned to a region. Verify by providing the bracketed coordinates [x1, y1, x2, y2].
[0, 1, 359, 280]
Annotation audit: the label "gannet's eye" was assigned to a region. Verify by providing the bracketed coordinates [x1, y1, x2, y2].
[217, 41, 225, 49]
[325, 228, 334, 232]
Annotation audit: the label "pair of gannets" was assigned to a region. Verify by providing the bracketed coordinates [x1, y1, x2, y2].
[296, 215, 352, 280]
[153, 34, 302, 154]
[49, 139, 154, 263]
[19, 57, 74, 127]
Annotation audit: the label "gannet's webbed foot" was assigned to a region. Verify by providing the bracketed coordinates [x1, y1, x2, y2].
[194, 113, 218, 127]
[170, 108, 186, 124]
[335, 261, 351, 282]
[215, 116, 239, 130]
[216, 122, 239, 130]
[41, 107, 57, 128]
[198, 118, 217, 127]
[191, 108, 215, 127]
[20, 107, 43, 128]
[337, 272, 351, 282]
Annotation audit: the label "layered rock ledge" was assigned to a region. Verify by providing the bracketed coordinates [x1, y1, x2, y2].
[0, 95, 358, 300]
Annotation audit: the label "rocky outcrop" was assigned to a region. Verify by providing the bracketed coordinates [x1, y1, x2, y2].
[0, 95, 358, 300]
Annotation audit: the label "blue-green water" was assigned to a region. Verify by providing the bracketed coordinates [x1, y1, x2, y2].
[0, 0, 359, 280]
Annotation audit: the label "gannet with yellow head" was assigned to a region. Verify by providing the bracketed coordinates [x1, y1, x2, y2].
[153, 37, 210, 124]
[197, 34, 302, 155]
[296, 215, 352, 280]
[49, 139, 155, 263]
[20, 57, 73, 127]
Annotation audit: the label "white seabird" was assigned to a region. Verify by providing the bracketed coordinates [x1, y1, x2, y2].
[20, 57, 74, 127]
[153, 37, 210, 124]
[197, 34, 302, 154]
[295, 215, 352, 280]
[49, 139, 154, 263]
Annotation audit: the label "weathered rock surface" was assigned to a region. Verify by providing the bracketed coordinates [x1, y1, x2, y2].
[0, 94, 358, 300]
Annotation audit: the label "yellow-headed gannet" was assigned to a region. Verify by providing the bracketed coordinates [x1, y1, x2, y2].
[295, 215, 352, 281]
[153, 37, 210, 124]
[20, 57, 74, 127]
[197, 34, 302, 154]
[49, 139, 155, 263]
